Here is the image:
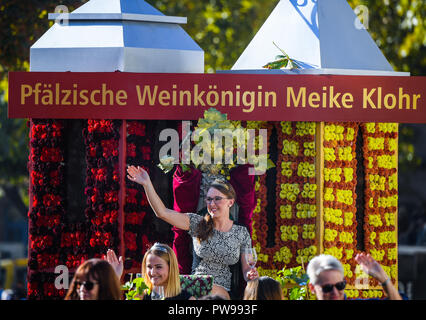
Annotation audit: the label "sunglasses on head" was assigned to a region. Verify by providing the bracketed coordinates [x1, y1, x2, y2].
[321, 280, 346, 293]
[76, 280, 98, 291]
[151, 243, 168, 253]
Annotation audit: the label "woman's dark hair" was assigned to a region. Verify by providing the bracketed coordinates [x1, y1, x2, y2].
[64, 258, 122, 300]
[196, 179, 236, 242]
[243, 276, 284, 300]
[198, 294, 227, 300]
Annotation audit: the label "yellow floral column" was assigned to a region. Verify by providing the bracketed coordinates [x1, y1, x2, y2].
[322, 123, 359, 285]
[319, 122, 398, 299]
[253, 122, 318, 278]
[361, 123, 398, 291]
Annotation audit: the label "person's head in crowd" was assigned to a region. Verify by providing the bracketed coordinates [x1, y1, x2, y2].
[65, 258, 122, 300]
[243, 276, 284, 300]
[198, 294, 227, 300]
[306, 254, 346, 300]
[197, 179, 236, 242]
[141, 243, 182, 298]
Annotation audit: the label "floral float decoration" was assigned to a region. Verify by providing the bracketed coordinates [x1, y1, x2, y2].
[322, 122, 398, 300]
[251, 117, 398, 300]
[122, 275, 149, 300]
[360, 123, 398, 295]
[157, 107, 275, 180]
[322, 122, 359, 286]
[263, 42, 301, 70]
[276, 265, 313, 300]
[124, 120, 154, 271]
[28, 119, 67, 299]
[253, 121, 318, 279]
[28, 119, 122, 299]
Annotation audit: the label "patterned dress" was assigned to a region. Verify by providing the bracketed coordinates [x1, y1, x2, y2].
[186, 213, 252, 291]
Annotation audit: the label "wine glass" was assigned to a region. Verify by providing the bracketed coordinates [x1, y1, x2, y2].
[244, 247, 258, 269]
[151, 285, 165, 300]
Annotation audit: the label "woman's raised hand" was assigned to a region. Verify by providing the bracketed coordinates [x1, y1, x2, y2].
[127, 165, 150, 187]
[355, 252, 387, 283]
[105, 249, 124, 279]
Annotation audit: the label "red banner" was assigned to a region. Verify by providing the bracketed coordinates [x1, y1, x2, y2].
[8, 72, 426, 123]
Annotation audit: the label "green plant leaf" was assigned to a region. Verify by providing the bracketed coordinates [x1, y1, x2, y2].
[181, 163, 191, 172]
[263, 42, 301, 70]
[277, 265, 310, 300]
[121, 281, 133, 291]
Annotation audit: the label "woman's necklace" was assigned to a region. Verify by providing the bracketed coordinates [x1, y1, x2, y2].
[215, 219, 233, 232]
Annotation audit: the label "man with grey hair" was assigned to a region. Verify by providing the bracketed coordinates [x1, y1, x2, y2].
[307, 252, 401, 300]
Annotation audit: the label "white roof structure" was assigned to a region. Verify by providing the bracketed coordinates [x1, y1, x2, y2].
[230, 0, 409, 76]
[30, 0, 204, 73]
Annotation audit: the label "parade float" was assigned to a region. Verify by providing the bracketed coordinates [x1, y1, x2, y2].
[7, 0, 426, 299]
[227, 0, 403, 299]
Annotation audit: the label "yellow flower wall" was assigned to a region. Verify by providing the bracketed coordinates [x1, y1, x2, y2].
[252, 122, 398, 300]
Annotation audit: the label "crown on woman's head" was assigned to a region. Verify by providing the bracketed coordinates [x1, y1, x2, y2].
[151, 242, 168, 253]
[212, 178, 229, 188]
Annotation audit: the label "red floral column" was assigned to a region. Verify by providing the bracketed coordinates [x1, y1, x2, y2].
[123, 120, 153, 272]
[28, 120, 67, 299]
[83, 120, 121, 260]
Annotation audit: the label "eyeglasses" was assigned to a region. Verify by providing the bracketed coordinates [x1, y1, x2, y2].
[320, 280, 346, 293]
[75, 280, 98, 291]
[205, 196, 229, 204]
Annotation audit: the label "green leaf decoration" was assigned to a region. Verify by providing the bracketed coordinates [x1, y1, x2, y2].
[123, 276, 150, 300]
[277, 265, 311, 300]
[181, 163, 191, 172]
[267, 158, 276, 170]
[158, 155, 176, 174]
[157, 107, 275, 177]
[263, 42, 301, 70]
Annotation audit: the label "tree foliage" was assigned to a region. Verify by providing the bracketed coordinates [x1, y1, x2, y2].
[0, 1, 86, 77]
[146, 0, 425, 75]
[348, 0, 425, 76]
[147, 0, 274, 73]
[1, 0, 424, 76]
[0, 1, 86, 217]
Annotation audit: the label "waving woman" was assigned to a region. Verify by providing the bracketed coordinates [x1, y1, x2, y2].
[127, 165, 258, 299]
